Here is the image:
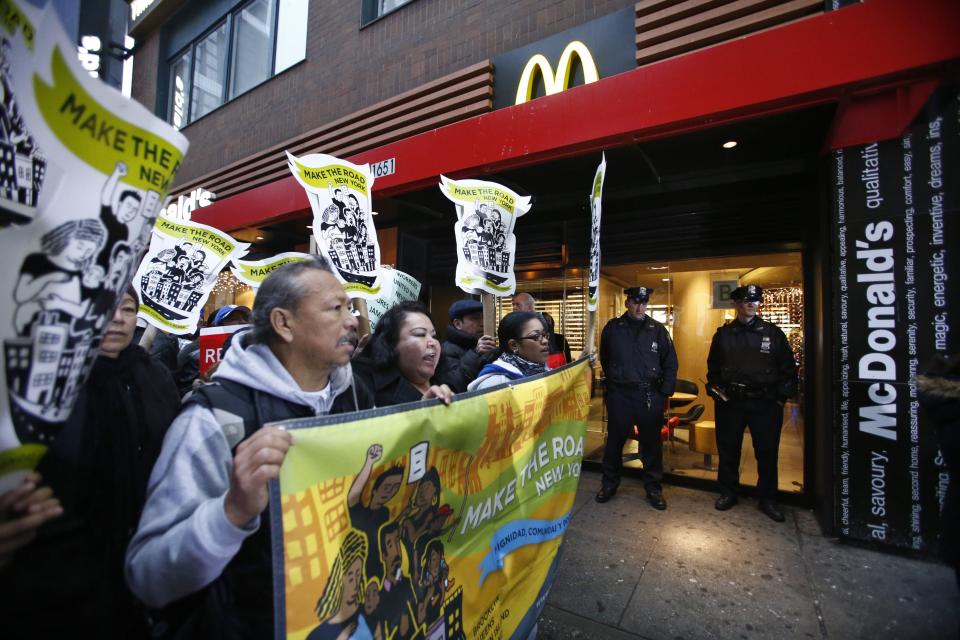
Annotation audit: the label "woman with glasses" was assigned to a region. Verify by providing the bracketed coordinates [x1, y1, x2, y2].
[468, 311, 550, 391]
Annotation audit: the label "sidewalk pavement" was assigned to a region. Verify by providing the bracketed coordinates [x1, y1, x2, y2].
[540, 470, 959, 640]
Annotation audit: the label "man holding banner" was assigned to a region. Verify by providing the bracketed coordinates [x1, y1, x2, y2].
[125, 257, 374, 637]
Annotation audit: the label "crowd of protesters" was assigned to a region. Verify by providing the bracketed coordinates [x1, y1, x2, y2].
[0, 257, 573, 639]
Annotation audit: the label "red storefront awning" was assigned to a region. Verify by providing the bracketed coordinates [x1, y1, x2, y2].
[194, 0, 960, 232]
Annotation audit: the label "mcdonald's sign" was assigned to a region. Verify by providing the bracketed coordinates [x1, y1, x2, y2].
[514, 41, 600, 105]
[491, 7, 637, 110]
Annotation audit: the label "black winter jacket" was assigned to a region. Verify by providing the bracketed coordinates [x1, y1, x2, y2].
[600, 313, 678, 396]
[435, 325, 497, 392]
[706, 316, 797, 401]
[2, 345, 180, 639]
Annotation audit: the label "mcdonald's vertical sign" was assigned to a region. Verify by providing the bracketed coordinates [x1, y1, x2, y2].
[491, 7, 637, 110]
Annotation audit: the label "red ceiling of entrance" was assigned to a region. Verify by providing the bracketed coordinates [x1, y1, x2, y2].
[194, 0, 960, 232]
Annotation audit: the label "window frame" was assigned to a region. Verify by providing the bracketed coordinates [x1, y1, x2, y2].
[227, 0, 280, 100]
[360, 0, 417, 28]
[166, 0, 298, 129]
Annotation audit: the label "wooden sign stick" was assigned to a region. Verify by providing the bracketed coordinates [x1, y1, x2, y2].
[482, 292, 496, 342]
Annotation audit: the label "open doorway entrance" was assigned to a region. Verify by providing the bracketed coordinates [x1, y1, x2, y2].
[586, 252, 805, 495]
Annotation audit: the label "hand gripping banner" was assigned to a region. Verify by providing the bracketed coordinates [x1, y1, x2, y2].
[0, 1, 188, 485]
[286, 151, 381, 299]
[587, 154, 606, 312]
[133, 214, 248, 335]
[439, 176, 532, 296]
[270, 359, 591, 640]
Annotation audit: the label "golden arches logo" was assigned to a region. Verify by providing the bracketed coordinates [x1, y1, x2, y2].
[514, 40, 599, 105]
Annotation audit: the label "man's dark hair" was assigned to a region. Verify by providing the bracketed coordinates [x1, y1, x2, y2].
[119, 189, 142, 204]
[249, 256, 334, 344]
[372, 465, 405, 493]
[368, 300, 432, 369]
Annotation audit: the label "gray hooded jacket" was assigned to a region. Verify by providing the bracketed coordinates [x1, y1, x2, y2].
[125, 338, 360, 608]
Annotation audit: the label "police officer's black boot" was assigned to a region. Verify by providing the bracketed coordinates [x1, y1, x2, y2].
[647, 490, 667, 510]
[595, 486, 617, 503]
[758, 500, 785, 522]
[715, 494, 738, 510]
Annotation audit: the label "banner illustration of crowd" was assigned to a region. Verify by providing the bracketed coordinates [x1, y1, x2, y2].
[0, 1, 188, 465]
[272, 360, 591, 640]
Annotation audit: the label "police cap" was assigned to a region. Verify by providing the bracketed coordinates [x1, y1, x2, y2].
[449, 298, 483, 320]
[624, 286, 652, 303]
[730, 284, 763, 302]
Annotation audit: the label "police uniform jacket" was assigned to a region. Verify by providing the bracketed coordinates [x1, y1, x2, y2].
[706, 315, 797, 402]
[600, 313, 678, 396]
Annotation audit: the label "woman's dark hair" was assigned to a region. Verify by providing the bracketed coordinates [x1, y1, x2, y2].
[368, 300, 432, 369]
[497, 311, 544, 352]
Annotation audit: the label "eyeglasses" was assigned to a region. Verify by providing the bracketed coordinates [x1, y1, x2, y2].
[520, 332, 549, 343]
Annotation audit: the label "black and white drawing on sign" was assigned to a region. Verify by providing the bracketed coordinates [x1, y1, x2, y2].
[318, 182, 377, 285]
[0, 37, 46, 227]
[138, 240, 209, 320]
[460, 202, 509, 277]
[4, 209, 137, 442]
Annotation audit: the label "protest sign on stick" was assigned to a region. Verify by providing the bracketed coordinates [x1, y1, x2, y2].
[0, 1, 189, 487]
[270, 360, 591, 640]
[364, 267, 421, 331]
[286, 151, 381, 300]
[231, 252, 312, 289]
[133, 215, 248, 335]
[439, 176, 532, 297]
[585, 154, 606, 356]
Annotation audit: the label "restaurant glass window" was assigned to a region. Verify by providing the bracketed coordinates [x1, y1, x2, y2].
[580, 253, 806, 495]
[230, 0, 275, 98]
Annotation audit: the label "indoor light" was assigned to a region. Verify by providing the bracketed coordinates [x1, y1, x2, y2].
[722, 140, 738, 149]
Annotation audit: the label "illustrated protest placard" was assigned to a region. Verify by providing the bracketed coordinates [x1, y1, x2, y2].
[231, 251, 313, 288]
[587, 154, 606, 312]
[133, 215, 248, 335]
[270, 360, 591, 640]
[439, 176, 532, 296]
[365, 267, 422, 330]
[0, 1, 188, 481]
[0, 2, 45, 226]
[285, 151, 381, 299]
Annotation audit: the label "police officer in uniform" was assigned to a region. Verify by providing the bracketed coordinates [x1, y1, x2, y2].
[707, 284, 797, 522]
[597, 287, 678, 509]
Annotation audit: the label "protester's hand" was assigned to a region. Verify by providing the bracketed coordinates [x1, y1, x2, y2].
[0, 472, 63, 568]
[423, 384, 454, 405]
[475, 335, 496, 355]
[366, 444, 382, 463]
[116, 161, 128, 177]
[224, 427, 293, 528]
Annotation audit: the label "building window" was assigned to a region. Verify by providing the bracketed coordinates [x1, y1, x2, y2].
[167, 0, 308, 129]
[191, 21, 228, 121]
[361, 0, 415, 26]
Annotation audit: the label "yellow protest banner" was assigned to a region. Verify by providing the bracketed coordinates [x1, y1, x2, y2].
[272, 360, 591, 640]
